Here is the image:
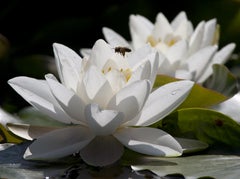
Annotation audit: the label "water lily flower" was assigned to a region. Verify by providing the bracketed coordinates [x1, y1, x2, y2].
[101, 11, 235, 84]
[7, 39, 194, 166]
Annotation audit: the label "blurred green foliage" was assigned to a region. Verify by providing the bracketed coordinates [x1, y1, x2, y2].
[0, 0, 239, 112]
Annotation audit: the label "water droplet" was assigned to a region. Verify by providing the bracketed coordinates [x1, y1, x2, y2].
[171, 89, 180, 95]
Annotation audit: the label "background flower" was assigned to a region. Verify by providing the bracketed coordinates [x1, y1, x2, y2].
[102, 11, 236, 84]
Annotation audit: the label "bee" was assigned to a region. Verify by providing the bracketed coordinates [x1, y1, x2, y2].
[114, 46, 131, 57]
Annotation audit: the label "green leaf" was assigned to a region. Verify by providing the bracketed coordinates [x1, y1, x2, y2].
[130, 155, 240, 179]
[154, 108, 240, 147]
[204, 64, 239, 97]
[154, 75, 227, 108]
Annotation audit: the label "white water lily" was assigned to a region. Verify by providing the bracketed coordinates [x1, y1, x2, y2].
[101, 11, 235, 84]
[7, 39, 194, 166]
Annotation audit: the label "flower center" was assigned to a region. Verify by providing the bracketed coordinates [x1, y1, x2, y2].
[147, 34, 181, 47]
[101, 58, 132, 82]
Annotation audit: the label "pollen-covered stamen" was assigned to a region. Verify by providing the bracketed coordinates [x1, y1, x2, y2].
[102, 59, 132, 82]
[147, 34, 181, 48]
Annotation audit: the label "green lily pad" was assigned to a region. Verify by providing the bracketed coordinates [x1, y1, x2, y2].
[154, 75, 227, 108]
[153, 108, 240, 147]
[204, 64, 239, 97]
[130, 155, 240, 179]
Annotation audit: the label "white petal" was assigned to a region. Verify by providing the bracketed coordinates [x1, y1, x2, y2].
[105, 69, 126, 92]
[79, 48, 91, 58]
[24, 126, 94, 160]
[82, 66, 113, 107]
[128, 80, 194, 126]
[198, 43, 236, 83]
[201, 19, 217, 47]
[8, 77, 72, 124]
[85, 104, 124, 136]
[45, 74, 86, 124]
[127, 44, 152, 68]
[108, 80, 151, 123]
[166, 40, 188, 64]
[53, 43, 82, 90]
[171, 11, 188, 30]
[186, 45, 218, 82]
[80, 136, 124, 166]
[128, 60, 151, 84]
[129, 15, 153, 49]
[7, 123, 59, 140]
[114, 127, 182, 156]
[212, 92, 240, 123]
[89, 39, 113, 69]
[154, 13, 173, 40]
[174, 19, 189, 39]
[188, 21, 204, 55]
[102, 27, 130, 47]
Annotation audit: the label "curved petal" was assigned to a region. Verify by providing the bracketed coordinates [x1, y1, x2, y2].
[80, 66, 113, 108]
[8, 77, 72, 124]
[89, 39, 113, 69]
[166, 40, 188, 64]
[129, 15, 153, 49]
[7, 123, 59, 140]
[188, 21, 204, 55]
[85, 104, 124, 136]
[45, 74, 86, 124]
[198, 43, 236, 83]
[128, 80, 194, 126]
[201, 19, 217, 47]
[80, 136, 124, 167]
[102, 27, 130, 47]
[108, 80, 151, 123]
[154, 13, 173, 40]
[114, 127, 182, 156]
[171, 11, 188, 30]
[53, 43, 82, 90]
[186, 45, 218, 82]
[127, 44, 152, 68]
[24, 126, 94, 160]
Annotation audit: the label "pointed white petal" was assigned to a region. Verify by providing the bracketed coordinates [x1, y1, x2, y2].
[188, 21, 205, 55]
[128, 60, 151, 84]
[85, 104, 124, 136]
[89, 39, 113, 69]
[198, 43, 236, 83]
[186, 46, 218, 82]
[80, 136, 124, 166]
[102, 27, 130, 47]
[53, 43, 82, 90]
[201, 19, 217, 47]
[128, 80, 194, 126]
[114, 127, 182, 156]
[45, 74, 86, 124]
[24, 126, 94, 160]
[108, 80, 151, 123]
[171, 11, 188, 30]
[8, 77, 72, 124]
[7, 123, 59, 140]
[129, 15, 153, 49]
[127, 44, 152, 68]
[154, 13, 173, 40]
[80, 66, 113, 107]
[166, 40, 188, 64]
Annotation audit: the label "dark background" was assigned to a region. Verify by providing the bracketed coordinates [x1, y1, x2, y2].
[0, 0, 239, 112]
